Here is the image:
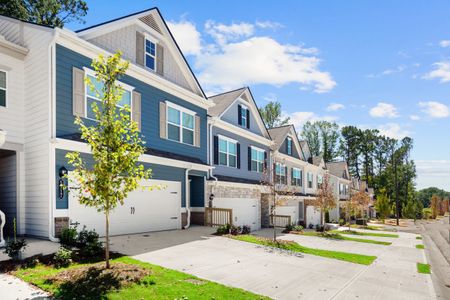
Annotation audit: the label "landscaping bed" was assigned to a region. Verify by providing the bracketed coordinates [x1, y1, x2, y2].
[229, 234, 377, 265]
[416, 262, 431, 274]
[335, 230, 399, 238]
[298, 231, 392, 245]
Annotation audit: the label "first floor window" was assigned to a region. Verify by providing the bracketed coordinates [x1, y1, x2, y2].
[218, 137, 237, 167]
[251, 147, 264, 173]
[307, 172, 313, 188]
[275, 163, 286, 184]
[292, 168, 302, 186]
[0, 71, 6, 107]
[145, 39, 157, 71]
[85, 72, 132, 121]
[167, 104, 195, 145]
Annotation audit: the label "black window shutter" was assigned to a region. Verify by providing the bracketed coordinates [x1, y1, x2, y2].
[285, 139, 289, 154]
[238, 104, 242, 125]
[213, 136, 219, 165]
[246, 109, 250, 129]
[284, 166, 288, 184]
[248, 147, 252, 171]
[264, 151, 268, 170]
[237, 143, 241, 169]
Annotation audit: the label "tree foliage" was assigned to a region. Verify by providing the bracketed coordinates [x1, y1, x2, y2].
[0, 0, 88, 27]
[301, 121, 340, 162]
[416, 187, 450, 208]
[311, 174, 336, 224]
[430, 195, 441, 219]
[258, 101, 290, 129]
[66, 51, 152, 268]
[374, 189, 390, 222]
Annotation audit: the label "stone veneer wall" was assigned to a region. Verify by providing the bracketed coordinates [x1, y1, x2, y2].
[206, 183, 261, 200]
[260, 193, 271, 228]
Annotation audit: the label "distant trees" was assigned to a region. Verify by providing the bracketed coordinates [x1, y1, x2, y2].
[258, 101, 290, 128]
[416, 187, 450, 208]
[301, 121, 340, 162]
[374, 189, 390, 223]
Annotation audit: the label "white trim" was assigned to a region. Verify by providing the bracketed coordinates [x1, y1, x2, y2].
[217, 134, 237, 144]
[165, 100, 196, 115]
[166, 101, 196, 146]
[250, 146, 264, 173]
[52, 138, 212, 172]
[144, 37, 157, 72]
[277, 152, 308, 167]
[211, 118, 273, 146]
[0, 69, 7, 108]
[217, 135, 237, 168]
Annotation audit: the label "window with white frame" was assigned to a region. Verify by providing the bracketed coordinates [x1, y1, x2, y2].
[307, 172, 313, 188]
[317, 174, 323, 189]
[145, 38, 157, 71]
[218, 136, 237, 167]
[167, 103, 195, 145]
[287, 137, 292, 155]
[0, 71, 6, 107]
[275, 163, 286, 184]
[292, 168, 302, 186]
[251, 147, 264, 173]
[240, 106, 248, 128]
[85, 71, 132, 121]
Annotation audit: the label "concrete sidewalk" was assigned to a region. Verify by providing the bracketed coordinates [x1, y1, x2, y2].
[0, 273, 50, 300]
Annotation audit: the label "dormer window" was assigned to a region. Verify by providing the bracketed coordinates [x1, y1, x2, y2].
[145, 39, 157, 71]
[238, 104, 250, 129]
[287, 137, 292, 155]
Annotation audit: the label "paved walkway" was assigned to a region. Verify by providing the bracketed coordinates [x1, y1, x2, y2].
[0, 273, 50, 300]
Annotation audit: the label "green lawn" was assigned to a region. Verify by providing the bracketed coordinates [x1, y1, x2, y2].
[13, 256, 270, 300]
[230, 235, 377, 265]
[417, 263, 431, 274]
[416, 236, 422, 240]
[301, 231, 391, 245]
[335, 230, 399, 238]
[416, 244, 425, 249]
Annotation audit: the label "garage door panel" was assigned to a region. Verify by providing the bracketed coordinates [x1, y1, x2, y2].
[212, 198, 260, 231]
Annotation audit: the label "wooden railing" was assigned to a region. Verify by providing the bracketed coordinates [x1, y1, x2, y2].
[204, 207, 233, 227]
[270, 215, 291, 228]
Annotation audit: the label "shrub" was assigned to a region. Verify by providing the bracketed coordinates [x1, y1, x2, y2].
[283, 223, 295, 233]
[308, 223, 314, 229]
[60, 226, 78, 248]
[339, 218, 346, 226]
[241, 225, 251, 235]
[229, 225, 241, 236]
[54, 247, 73, 268]
[215, 224, 231, 235]
[3, 238, 27, 260]
[422, 208, 432, 219]
[292, 225, 304, 232]
[315, 224, 325, 232]
[77, 226, 103, 256]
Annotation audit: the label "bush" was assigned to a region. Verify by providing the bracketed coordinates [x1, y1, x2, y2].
[292, 225, 303, 232]
[3, 238, 27, 260]
[315, 224, 325, 232]
[241, 225, 251, 235]
[229, 225, 241, 236]
[283, 223, 294, 233]
[339, 218, 346, 226]
[60, 226, 78, 248]
[422, 208, 432, 219]
[77, 226, 103, 256]
[215, 224, 231, 235]
[54, 247, 73, 268]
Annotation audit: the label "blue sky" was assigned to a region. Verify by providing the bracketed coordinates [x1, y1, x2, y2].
[67, 0, 450, 190]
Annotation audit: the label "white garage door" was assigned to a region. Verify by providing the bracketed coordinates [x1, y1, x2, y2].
[212, 198, 260, 231]
[69, 179, 181, 236]
[306, 206, 322, 227]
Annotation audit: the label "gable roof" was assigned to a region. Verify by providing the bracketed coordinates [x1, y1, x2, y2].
[209, 87, 271, 139]
[76, 7, 207, 99]
[268, 124, 305, 160]
[326, 161, 350, 180]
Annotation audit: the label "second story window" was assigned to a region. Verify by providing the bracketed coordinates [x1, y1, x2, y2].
[251, 147, 264, 173]
[145, 39, 157, 71]
[307, 172, 313, 188]
[0, 71, 6, 107]
[275, 163, 286, 184]
[317, 175, 323, 189]
[167, 103, 195, 145]
[218, 136, 237, 168]
[238, 104, 250, 128]
[292, 168, 302, 186]
[287, 137, 292, 155]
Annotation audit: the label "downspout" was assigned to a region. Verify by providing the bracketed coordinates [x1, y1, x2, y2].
[184, 167, 192, 229]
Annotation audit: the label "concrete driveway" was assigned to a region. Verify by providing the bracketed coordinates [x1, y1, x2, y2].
[112, 226, 436, 300]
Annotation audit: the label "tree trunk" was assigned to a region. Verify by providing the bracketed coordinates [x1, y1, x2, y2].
[105, 210, 110, 269]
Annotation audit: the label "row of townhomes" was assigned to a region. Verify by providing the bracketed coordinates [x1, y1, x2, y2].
[0, 8, 371, 242]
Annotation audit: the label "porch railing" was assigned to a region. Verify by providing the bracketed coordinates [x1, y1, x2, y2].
[270, 215, 291, 228]
[204, 207, 233, 227]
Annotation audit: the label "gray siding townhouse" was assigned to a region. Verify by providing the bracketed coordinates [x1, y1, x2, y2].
[0, 8, 215, 241]
[326, 161, 352, 222]
[206, 87, 273, 230]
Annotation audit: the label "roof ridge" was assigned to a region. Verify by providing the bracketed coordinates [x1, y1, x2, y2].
[208, 87, 247, 99]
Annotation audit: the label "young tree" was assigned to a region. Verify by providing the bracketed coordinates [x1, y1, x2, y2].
[0, 0, 88, 28]
[258, 101, 290, 128]
[350, 190, 371, 221]
[375, 189, 390, 223]
[311, 174, 336, 225]
[66, 52, 152, 268]
[402, 199, 416, 219]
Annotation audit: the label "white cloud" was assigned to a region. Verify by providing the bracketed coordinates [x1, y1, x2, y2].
[382, 65, 406, 75]
[287, 111, 338, 131]
[419, 101, 450, 118]
[255, 21, 283, 30]
[326, 103, 345, 112]
[205, 20, 255, 45]
[378, 123, 411, 139]
[369, 102, 399, 118]
[196, 36, 336, 93]
[410, 115, 420, 121]
[423, 61, 450, 83]
[167, 20, 202, 56]
[439, 40, 450, 48]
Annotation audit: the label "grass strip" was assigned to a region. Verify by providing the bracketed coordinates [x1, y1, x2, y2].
[301, 231, 391, 245]
[417, 262, 431, 274]
[416, 244, 425, 249]
[13, 256, 270, 300]
[416, 236, 422, 240]
[230, 235, 377, 265]
[335, 230, 399, 238]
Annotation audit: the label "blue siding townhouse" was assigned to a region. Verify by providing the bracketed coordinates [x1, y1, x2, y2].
[0, 8, 214, 240]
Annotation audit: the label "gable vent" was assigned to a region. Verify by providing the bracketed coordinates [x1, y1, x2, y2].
[139, 14, 162, 34]
[241, 93, 249, 102]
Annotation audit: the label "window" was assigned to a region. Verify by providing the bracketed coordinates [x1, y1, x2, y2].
[287, 137, 292, 155]
[339, 183, 348, 195]
[218, 136, 237, 167]
[85, 71, 132, 121]
[317, 175, 323, 189]
[292, 168, 302, 186]
[275, 163, 286, 184]
[0, 71, 6, 107]
[251, 147, 264, 173]
[167, 103, 196, 145]
[240, 106, 248, 128]
[145, 39, 157, 71]
[307, 172, 313, 188]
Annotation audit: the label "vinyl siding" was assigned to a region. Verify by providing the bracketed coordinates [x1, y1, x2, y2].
[212, 126, 271, 182]
[55, 45, 207, 164]
[0, 18, 24, 46]
[278, 137, 301, 159]
[0, 153, 17, 235]
[221, 100, 265, 136]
